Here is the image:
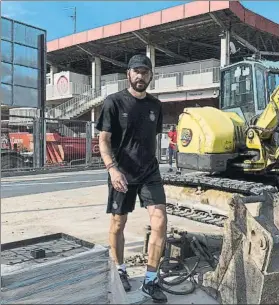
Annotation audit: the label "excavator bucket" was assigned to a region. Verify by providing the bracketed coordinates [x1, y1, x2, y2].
[202, 191, 279, 304]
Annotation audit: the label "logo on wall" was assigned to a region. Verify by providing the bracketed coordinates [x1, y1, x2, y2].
[181, 128, 192, 147]
[57, 76, 69, 95]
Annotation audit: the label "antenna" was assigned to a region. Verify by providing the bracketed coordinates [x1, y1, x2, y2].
[64, 6, 77, 34]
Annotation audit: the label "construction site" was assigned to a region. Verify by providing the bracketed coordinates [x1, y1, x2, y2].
[1, 0, 279, 304]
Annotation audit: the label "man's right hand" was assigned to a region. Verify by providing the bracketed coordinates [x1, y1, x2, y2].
[109, 167, 128, 193]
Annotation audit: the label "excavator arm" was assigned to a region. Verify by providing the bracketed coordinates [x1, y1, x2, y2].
[245, 86, 279, 172]
[252, 86, 279, 139]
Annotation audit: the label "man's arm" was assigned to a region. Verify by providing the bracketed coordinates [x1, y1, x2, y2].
[96, 97, 116, 168]
[98, 131, 114, 167]
[98, 131, 127, 193]
[96, 97, 127, 192]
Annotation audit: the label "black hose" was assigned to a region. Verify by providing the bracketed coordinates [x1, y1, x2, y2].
[157, 256, 198, 295]
[157, 237, 218, 295]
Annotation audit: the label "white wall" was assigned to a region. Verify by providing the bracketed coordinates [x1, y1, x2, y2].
[53, 71, 90, 86]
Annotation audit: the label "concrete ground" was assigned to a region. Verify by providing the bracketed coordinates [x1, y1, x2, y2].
[1, 169, 221, 304]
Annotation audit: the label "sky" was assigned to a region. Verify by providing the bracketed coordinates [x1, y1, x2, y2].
[1, 1, 279, 42]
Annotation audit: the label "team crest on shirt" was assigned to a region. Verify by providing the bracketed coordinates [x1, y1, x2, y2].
[149, 111, 155, 122]
[112, 201, 118, 209]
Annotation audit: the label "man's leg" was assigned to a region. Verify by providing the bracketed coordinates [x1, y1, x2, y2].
[109, 214, 131, 291]
[168, 147, 173, 172]
[174, 149, 181, 174]
[139, 181, 168, 303]
[109, 213, 127, 268]
[107, 184, 138, 292]
[147, 204, 167, 272]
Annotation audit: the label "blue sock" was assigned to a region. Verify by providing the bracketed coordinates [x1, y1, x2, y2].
[145, 271, 157, 283]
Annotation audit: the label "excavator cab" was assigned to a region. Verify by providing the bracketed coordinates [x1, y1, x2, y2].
[220, 59, 279, 124]
[175, 58, 279, 173]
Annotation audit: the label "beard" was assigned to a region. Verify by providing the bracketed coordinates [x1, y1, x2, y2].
[128, 75, 151, 93]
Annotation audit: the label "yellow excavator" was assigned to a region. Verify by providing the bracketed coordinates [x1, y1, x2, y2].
[162, 57, 279, 226]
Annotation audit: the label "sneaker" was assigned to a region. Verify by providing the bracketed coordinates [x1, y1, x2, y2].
[118, 269, 131, 292]
[142, 279, 168, 303]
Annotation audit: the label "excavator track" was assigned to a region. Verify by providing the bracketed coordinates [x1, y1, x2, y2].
[162, 172, 278, 227]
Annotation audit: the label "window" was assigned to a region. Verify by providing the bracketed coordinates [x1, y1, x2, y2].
[267, 73, 279, 97]
[1, 40, 12, 63]
[14, 22, 44, 48]
[0, 83, 12, 105]
[255, 65, 266, 110]
[1, 62, 13, 84]
[13, 85, 38, 107]
[1, 18, 12, 41]
[221, 63, 253, 109]
[222, 70, 231, 107]
[14, 44, 38, 68]
[14, 65, 38, 88]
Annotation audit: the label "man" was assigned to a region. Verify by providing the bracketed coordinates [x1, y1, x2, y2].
[167, 125, 178, 173]
[96, 54, 168, 303]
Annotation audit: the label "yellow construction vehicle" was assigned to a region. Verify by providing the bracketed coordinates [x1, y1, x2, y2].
[162, 58, 279, 226]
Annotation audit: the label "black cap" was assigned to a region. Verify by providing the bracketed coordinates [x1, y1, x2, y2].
[128, 54, 152, 71]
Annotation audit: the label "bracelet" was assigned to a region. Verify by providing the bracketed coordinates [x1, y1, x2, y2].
[106, 162, 115, 171]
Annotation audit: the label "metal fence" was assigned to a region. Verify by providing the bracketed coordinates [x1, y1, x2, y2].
[1, 115, 171, 172]
[1, 115, 103, 172]
[1, 115, 35, 170]
[156, 132, 170, 164]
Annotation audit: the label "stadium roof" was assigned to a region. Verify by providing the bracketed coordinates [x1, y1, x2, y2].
[47, 1, 279, 75]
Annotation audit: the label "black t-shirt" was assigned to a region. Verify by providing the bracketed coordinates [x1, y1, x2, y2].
[96, 89, 163, 184]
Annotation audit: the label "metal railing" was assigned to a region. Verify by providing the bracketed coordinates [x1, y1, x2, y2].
[46, 66, 220, 120]
[153, 67, 220, 90]
[46, 87, 105, 119]
[104, 67, 220, 91]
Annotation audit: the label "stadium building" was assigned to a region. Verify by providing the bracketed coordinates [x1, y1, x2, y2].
[43, 1, 279, 131]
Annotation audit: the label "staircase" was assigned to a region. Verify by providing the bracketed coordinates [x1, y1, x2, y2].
[46, 88, 106, 120]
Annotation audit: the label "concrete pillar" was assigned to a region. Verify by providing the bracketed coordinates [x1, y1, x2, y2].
[146, 45, 155, 74]
[91, 108, 95, 137]
[91, 57, 101, 95]
[220, 31, 230, 68]
[146, 45, 155, 89]
[50, 65, 58, 85]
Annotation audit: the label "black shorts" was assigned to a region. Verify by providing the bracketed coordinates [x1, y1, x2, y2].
[107, 171, 166, 215]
